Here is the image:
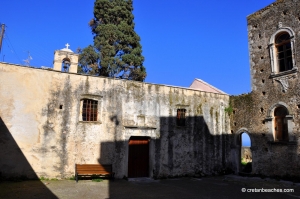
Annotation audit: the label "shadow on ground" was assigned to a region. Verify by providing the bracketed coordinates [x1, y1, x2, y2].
[0, 117, 58, 198]
[1, 176, 299, 199]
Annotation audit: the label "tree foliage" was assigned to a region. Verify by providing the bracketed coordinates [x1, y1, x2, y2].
[78, 0, 146, 81]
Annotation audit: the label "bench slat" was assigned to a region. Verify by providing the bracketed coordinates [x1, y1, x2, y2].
[77, 171, 111, 175]
[77, 168, 111, 171]
[77, 169, 111, 172]
[76, 165, 111, 167]
[75, 164, 114, 182]
[76, 166, 111, 169]
[77, 170, 111, 173]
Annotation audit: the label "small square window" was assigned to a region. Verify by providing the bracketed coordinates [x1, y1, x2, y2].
[176, 109, 186, 126]
[82, 99, 98, 121]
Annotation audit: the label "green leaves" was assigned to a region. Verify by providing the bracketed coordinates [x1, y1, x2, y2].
[78, 45, 100, 75]
[78, 0, 146, 81]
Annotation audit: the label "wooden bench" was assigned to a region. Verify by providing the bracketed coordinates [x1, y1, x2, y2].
[75, 164, 115, 182]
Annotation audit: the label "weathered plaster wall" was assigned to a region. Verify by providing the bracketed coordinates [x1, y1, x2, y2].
[0, 62, 232, 179]
[231, 0, 300, 178]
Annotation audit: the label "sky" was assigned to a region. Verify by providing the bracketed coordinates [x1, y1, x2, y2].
[0, 0, 276, 95]
[0, 0, 270, 147]
[242, 133, 251, 147]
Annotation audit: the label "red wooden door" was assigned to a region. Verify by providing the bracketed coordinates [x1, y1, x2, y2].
[128, 138, 149, 178]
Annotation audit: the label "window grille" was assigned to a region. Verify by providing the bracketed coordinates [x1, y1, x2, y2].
[176, 109, 186, 126]
[82, 99, 98, 121]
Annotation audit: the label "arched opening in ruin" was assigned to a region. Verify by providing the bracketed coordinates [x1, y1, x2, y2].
[239, 132, 252, 173]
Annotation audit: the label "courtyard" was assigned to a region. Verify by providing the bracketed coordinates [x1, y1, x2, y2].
[0, 175, 299, 199]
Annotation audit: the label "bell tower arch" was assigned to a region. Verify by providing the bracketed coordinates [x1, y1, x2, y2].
[53, 43, 78, 73]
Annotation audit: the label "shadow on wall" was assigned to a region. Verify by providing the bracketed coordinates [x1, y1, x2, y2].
[154, 116, 234, 177]
[0, 112, 236, 198]
[0, 117, 58, 198]
[97, 115, 235, 176]
[99, 115, 235, 198]
[233, 127, 300, 179]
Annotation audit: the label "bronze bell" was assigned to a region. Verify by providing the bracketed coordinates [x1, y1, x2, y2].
[63, 60, 70, 72]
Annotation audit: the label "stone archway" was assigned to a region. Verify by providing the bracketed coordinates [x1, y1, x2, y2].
[235, 128, 252, 174]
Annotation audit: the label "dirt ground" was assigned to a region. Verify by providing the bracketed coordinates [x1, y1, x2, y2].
[0, 175, 299, 199]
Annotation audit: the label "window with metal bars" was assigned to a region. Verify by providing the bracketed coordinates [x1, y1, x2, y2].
[176, 109, 186, 126]
[82, 99, 98, 121]
[275, 32, 293, 72]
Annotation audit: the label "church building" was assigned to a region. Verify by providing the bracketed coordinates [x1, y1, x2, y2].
[0, 0, 300, 180]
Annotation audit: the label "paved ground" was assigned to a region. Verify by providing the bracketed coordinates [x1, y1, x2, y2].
[0, 175, 299, 199]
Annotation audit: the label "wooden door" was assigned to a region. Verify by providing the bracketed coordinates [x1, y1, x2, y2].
[274, 107, 288, 141]
[128, 138, 149, 178]
[275, 116, 283, 141]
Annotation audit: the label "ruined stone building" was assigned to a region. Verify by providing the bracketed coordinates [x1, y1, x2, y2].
[0, 0, 300, 180]
[231, 0, 300, 178]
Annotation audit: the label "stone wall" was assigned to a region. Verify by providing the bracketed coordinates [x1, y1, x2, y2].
[231, 0, 300, 178]
[0, 62, 232, 179]
[2, 0, 300, 180]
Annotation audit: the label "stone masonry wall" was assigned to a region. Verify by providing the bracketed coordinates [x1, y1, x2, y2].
[0, 62, 232, 179]
[231, 0, 300, 178]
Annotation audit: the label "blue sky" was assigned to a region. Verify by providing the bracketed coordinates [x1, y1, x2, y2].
[242, 133, 251, 147]
[0, 0, 275, 95]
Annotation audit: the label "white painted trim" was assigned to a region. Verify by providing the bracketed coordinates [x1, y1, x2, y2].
[269, 27, 296, 75]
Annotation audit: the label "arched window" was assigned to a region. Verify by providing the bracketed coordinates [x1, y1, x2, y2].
[274, 106, 288, 141]
[275, 32, 293, 72]
[269, 27, 296, 76]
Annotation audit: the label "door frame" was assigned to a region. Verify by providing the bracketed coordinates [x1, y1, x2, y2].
[127, 136, 150, 178]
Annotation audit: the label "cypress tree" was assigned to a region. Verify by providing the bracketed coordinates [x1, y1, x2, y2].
[78, 0, 146, 81]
